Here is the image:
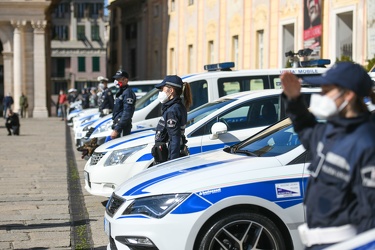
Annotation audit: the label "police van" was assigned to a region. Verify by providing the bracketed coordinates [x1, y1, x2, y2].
[82, 61, 330, 145]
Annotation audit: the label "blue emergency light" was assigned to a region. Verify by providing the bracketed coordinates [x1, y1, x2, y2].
[204, 62, 235, 71]
[300, 59, 331, 68]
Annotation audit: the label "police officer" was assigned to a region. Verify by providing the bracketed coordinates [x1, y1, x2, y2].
[110, 70, 136, 140]
[151, 75, 192, 164]
[98, 76, 114, 116]
[280, 62, 375, 249]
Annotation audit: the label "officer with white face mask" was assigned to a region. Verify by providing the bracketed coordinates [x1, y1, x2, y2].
[151, 75, 192, 165]
[280, 62, 375, 250]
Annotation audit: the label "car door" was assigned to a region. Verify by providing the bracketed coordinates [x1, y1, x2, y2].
[188, 95, 282, 154]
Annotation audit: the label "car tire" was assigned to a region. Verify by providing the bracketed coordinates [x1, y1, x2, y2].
[197, 211, 286, 250]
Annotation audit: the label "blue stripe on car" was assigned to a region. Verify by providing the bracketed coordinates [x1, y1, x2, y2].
[106, 134, 154, 149]
[171, 178, 305, 214]
[123, 158, 243, 196]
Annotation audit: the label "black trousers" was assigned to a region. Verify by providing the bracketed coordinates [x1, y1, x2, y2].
[6, 123, 20, 135]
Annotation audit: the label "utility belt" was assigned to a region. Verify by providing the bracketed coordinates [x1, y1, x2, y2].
[151, 142, 190, 165]
[298, 223, 357, 247]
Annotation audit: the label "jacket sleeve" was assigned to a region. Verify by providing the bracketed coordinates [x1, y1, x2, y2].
[165, 110, 182, 159]
[115, 89, 136, 131]
[281, 93, 319, 151]
[352, 148, 375, 233]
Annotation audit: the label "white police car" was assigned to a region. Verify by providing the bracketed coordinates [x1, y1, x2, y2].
[104, 117, 309, 250]
[84, 88, 321, 197]
[81, 61, 329, 146]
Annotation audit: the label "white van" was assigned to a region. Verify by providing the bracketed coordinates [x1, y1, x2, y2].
[82, 61, 330, 145]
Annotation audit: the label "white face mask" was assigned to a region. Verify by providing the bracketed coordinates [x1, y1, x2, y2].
[158, 91, 170, 103]
[309, 92, 348, 119]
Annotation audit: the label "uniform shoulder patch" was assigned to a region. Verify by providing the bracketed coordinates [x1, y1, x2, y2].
[361, 166, 375, 188]
[127, 98, 134, 104]
[167, 119, 177, 128]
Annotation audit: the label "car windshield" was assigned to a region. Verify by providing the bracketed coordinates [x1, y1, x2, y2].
[231, 118, 301, 157]
[135, 88, 158, 111]
[186, 98, 236, 127]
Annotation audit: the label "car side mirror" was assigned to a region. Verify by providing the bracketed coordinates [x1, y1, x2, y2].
[209, 122, 227, 140]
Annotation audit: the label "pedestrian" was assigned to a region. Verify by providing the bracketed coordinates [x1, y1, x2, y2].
[5, 109, 20, 135]
[151, 75, 192, 165]
[98, 76, 114, 116]
[3, 92, 14, 119]
[89, 88, 98, 108]
[58, 90, 68, 121]
[19, 93, 28, 118]
[280, 62, 375, 250]
[110, 70, 136, 139]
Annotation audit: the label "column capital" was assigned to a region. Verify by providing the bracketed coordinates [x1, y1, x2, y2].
[10, 20, 27, 29]
[31, 20, 47, 32]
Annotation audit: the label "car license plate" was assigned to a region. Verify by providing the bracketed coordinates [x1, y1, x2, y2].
[104, 217, 111, 236]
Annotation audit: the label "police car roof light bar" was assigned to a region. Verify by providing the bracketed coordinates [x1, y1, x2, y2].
[285, 49, 331, 68]
[204, 62, 235, 71]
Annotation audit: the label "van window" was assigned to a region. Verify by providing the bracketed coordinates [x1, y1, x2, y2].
[189, 80, 208, 110]
[218, 76, 270, 97]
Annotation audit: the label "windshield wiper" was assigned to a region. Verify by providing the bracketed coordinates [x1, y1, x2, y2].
[234, 149, 259, 157]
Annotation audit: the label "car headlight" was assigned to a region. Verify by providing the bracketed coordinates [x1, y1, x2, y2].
[104, 144, 147, 166]
[92, 120, 113, 135]
[123, 193, 190, 218]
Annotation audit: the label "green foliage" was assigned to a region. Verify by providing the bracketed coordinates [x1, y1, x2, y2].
[335, 55, 353, 63]
[366, 57, 375, 72]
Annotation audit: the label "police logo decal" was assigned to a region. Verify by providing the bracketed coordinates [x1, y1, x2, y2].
[167, 119, 177, 128]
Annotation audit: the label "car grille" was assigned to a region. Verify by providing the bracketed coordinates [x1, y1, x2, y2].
[90, 152, 106, 165]
[106, 193, 125, 217]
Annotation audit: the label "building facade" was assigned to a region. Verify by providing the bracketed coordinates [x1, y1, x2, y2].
[0, 0, 60, 118]
[108, 0, 375, 79]
[51, 0, 108, 96]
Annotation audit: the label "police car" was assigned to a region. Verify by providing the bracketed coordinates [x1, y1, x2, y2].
[84, 88, 321, 197]
[104, 117, 309, 250]
[81, 61, 329, 146]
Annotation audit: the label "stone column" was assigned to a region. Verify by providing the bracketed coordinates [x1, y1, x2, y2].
[31, 20, 48, 118]
[11, 20, 26, 113]
[2, 52, 13, 100]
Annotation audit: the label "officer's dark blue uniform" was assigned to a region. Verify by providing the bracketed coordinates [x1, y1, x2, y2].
[281, 62, 375, 249]
[100, 87, 114, 112]
[111, 71, 136, 137]
[154, 75, 188, 161]
[155, 97, 187, 159]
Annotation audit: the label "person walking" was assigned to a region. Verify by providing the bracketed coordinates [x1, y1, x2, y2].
[19, 93, 28, 118]
[3, 93, 14, 119]
[110, 70, 136, 139]
[58, 90, 68, 121]
[151, 75, 192, 165]
[280, 62, 375, 250]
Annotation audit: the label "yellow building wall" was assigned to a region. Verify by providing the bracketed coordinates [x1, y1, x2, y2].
[164, 0, 370, 75]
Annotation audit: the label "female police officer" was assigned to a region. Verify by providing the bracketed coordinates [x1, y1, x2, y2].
[151, 75, 192, 165]
[110, 70, 136, 139]
[280, 62, 375, 249]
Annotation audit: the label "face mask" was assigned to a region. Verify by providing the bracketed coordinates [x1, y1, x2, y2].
[114, 80, 123, 88]
[158, 90, 170, 103]
[309, 92, 348, 119]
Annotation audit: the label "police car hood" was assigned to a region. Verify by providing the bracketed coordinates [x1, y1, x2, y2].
[95, 130, 155, 153]
[114, 148, 284, 199]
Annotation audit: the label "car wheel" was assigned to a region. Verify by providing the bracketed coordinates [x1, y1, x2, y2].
[198, 212, 286, 250]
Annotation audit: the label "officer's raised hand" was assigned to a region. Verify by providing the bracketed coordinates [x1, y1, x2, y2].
[280, 72, 301, 100]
